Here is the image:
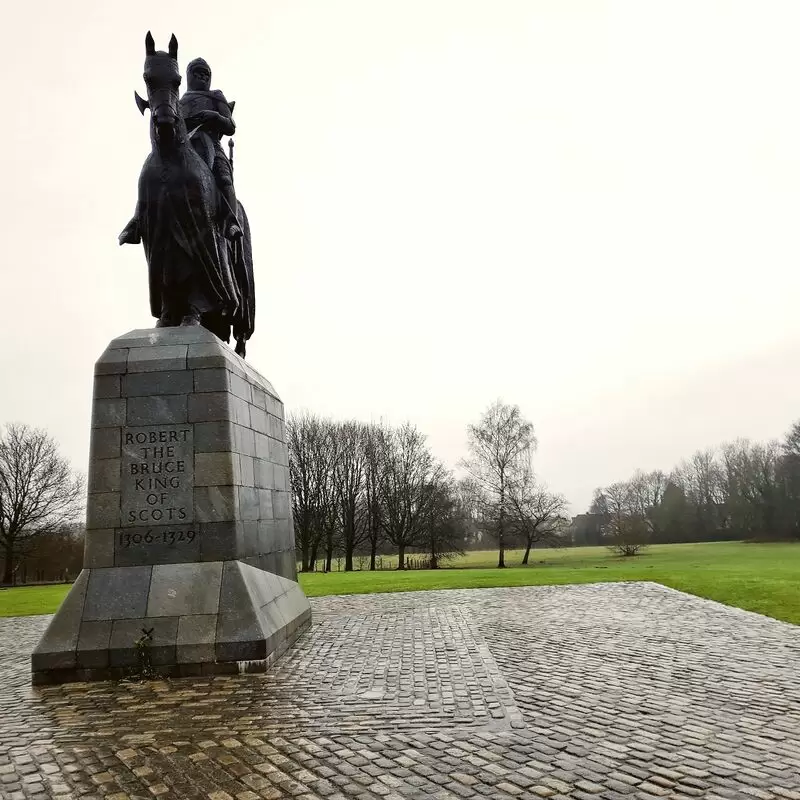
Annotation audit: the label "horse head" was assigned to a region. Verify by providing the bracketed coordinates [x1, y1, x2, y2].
[136, 32, 183, 150]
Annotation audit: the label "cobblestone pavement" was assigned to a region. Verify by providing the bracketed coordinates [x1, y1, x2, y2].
[1, 582, 799, 800]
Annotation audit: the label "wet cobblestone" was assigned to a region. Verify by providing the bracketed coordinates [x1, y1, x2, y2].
[0, 581, 798, 798]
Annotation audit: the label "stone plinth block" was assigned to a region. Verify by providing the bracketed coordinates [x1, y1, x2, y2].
[32, 327, 311, 685]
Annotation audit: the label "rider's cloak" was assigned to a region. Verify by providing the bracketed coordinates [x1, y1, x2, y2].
[137, 141, 241, 320]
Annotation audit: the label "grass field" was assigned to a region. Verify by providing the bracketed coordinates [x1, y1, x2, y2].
[1, 541, 798, 624]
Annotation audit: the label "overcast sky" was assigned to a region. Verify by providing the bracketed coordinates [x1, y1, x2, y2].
[3, 0, 800, 514]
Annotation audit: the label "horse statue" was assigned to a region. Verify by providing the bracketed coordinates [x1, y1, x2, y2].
[119, 32, 255, 357]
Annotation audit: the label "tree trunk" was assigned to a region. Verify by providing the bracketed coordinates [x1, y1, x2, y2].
[2, 540, 13, 585]
[397, 542, 405, 570]
[498, 473, 506, 568]
[344, 547, 354, 572]
[430, 535, 438, 569]
[301, 541, 310, 572]
[370, 538, 377, 571]
[521, 540, 531, 565]
[325, 530, 333, 573]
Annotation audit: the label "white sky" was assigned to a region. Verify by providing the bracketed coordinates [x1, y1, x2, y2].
[3, 0, 800, 514]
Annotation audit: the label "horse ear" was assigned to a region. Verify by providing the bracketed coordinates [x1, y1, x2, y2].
[168, 34, 178, 59]
[135, 90, 150, 115]
[228, 101, 236, 113]
[145, 31, 155, 55]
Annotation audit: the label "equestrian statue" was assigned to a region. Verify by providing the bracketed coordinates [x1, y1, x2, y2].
[119, 33, 255, 357]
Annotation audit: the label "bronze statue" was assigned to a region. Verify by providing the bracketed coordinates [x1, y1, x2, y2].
[119, 33, 255, 357]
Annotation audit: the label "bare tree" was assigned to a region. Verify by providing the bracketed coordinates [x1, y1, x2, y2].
[721, 438, 781, 540]
[333, 421, 368, 571]
[627, 469, 668, 539]
[460, 401, 536, 568]
[378, 423, 445, 568]
[594, 481, 649, 556]
[419, 476, 466, 569]
[671, 448, 726, 539]
[288, 413, 326, 571]
[0, 424, 83, 585]
[506, 467, 568, 564]
[362, 423, 386, 570]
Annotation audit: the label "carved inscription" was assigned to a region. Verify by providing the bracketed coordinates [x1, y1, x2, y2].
[121, 425, 194, 527]
[118, 528, 197, 547]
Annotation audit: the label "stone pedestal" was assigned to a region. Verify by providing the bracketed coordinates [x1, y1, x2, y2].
[31, 328, 311, 685]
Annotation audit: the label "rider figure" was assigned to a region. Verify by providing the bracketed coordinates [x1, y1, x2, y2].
[181, 57, 242, 240]
[118, 56, 242, 246]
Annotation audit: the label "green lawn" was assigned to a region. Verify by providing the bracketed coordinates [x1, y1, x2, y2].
[1, 542, 798, 624]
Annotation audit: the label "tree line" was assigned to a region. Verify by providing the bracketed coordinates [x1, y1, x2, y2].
[288, 401, 568, 571]
[581, 420, 800, 554]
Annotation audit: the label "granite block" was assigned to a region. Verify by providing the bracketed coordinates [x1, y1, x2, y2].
[251, 386, 267, 410]
[216, 565, 264, 650]
[110, 328, 217, 348]
[241, 564, 284, 607]
[195, 452, 235, 486]
[240, 455, 255, 488]
[94, 375, 121, 399]
[86, 492, 120, 530]
[90, 427, 121, 460]
[84, 529, 115, 568]
[242, 521, 258, 555]
[177, 614, 217, 663]
[194, 485, 237, 522]
[147, 562, 223, 616]
[272, 490, 290, 520]
[273, 464, 288, 492]
[114, 525, 200, 566]
[229, 373, 252, 402]
[234, 424, 256, 457]
[83, 566, 152, 621]
[94, 399, 126, 427]
[216, 638, 266, 662]
[239, 486, 259, 521]
[194, 420, 235, 452]
[233, 396, 250, 427]
[123, 370, 193, 397]
[88, 458, 121, 493]
[257, 489, 274, 520]
[257, 520, 275, 553]
[249, 406, 269, 435]
[76, 620, 112, 668]
[187, 342, 233, 370]
[31, 571, 90, 670]
[110, 617, 179, 667]
[254, 458, 274, 489]
[95, 348, 129, 376]
[259, 551, 277, 575]
[254, 433, 270, 461]
[200, 521, 241, 561]
[127, 395, 188, 426]
[127, 345, 188, 373]
[193, 368, 229, 393]
[188, 392, 234, 422]
[259, 596, 288, 638]
[272, 441, 289, 466]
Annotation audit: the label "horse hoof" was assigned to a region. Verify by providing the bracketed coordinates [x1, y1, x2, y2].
[180, 315, 201, 327]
